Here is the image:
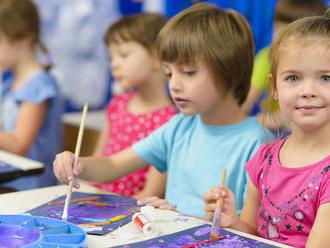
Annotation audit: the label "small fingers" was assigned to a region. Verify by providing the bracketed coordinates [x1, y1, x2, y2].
[72, 178, 81, 189]
[137, 196, 159, 206]
[73, 161, 83, 176]
[145, 198, 166, 207]
[139, 198, 175, 210]
[219, 186, 235, 200]
[204, 202, 217, 213]
[62, 152, 75, 180]
[204, 188, 222, 202]
[153, 199, 175, 210]
[53, 151, 75, 184]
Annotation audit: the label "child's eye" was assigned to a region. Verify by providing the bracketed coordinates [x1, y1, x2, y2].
[183, 70, 197, 76]
[284, 75, 299, 83]
[119, 52, 129, 58]
[118, 50, 129, 58]
[320, 75, 330, 82]
[165, 72, 172, 79]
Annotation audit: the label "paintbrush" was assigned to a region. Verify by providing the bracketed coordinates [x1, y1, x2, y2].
[209, 168, 227, 241]
[61, 103, 88, 221]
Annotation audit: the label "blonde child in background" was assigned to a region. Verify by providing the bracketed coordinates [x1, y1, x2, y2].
[93, 13, 177, 198]
[205, 9, 330, 248]
[242, 0, 326, 131]
[0, 0, 62, 190]
[53, 3, 272, 218]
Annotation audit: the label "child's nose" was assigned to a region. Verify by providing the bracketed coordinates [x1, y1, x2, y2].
[110, 57, 120, 70]
[301, 81, 317, 98]
[169, 74, 183, 92]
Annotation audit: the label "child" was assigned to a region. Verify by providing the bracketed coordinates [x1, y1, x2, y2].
[205, 9, 330, 248]
[93, 13, 177, 198]
[242, 0, 326, 131]
[53, 3, 272, 217]
[0, 0, 62, 190]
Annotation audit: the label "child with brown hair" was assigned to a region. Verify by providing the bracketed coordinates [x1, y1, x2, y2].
[53, 3, 272, 217]
[205, 8, 330, 248]
[93, 13, 177, 198]
[0, 0, 62, 190]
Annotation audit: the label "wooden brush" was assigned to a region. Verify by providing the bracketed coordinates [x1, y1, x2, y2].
[209, 168, 227, 241]
[61, 103, 88, 221]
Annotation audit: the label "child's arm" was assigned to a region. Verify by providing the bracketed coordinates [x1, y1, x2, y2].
[305, 202, 330, 248]
[0, 102, 47, 155]
[93, 123, 109, 156]
[53, 148, 148, 188]
[204, 178, 259, 235]
[133, 167, 167, 199]
[238, 179, 260, 235]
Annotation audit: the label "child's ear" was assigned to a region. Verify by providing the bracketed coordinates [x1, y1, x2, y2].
[268, 73, 278, 100]
[149, 49, 162, 69]
[153, 56, 162, 69]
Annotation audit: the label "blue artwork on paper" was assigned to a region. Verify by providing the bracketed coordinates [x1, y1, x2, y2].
[27, 192, 139, 235]
[114, 224, 280, 248]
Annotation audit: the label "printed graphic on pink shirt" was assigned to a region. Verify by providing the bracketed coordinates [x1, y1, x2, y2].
[94, 93, 176, 196]
[247, 140, 330, 248]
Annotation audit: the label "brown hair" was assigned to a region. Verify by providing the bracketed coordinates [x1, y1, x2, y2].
[156, 3, 254, 105]
[275, 0, 326, 24]
[0, 0, 51, 69]
[104, 13, 167, 54]
[270, 9, 330, 83]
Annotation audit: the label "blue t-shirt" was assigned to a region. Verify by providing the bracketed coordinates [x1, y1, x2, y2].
[0, 70, 63, 190]
[133, 114, 273, 217]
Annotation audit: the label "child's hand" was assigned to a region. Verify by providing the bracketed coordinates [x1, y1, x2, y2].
[137, 196, 176, 210]
[53, 151, 83, 188]
[204, 186, 239, 228]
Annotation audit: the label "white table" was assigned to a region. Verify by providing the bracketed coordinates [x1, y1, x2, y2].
[0, 150, 44, 183]
[0, 183, 292, 248]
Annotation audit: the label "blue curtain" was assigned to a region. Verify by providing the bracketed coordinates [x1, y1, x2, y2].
[164, 0, 278, 53]
[118, 0, 143, 15]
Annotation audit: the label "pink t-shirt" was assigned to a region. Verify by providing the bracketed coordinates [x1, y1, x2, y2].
[94, 93, 176, 196]
[246, 138, 330, 248]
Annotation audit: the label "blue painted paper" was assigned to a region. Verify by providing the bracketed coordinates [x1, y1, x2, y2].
[114, 224, 280, 248]
[27, 192, 139, 235]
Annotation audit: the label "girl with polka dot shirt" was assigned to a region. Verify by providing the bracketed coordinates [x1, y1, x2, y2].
[205, 9, 330, 248]
[92, 13, 176, 198]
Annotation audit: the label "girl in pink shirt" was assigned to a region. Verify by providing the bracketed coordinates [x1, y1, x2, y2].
[93, 13, 176, 198]
[205, 8, 330, 248]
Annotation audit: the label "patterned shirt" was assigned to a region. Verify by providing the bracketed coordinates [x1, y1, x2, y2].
[247, 138, 330, 248]
[94, 93, 176, 196]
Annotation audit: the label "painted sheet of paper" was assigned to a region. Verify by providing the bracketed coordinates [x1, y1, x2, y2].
[0, 161, 19, 173]
[27, 192, 139, 235]
[113, 224, 279, 248]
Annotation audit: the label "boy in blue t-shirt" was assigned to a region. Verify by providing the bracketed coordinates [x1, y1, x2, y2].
[53, 3, 272, 217]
